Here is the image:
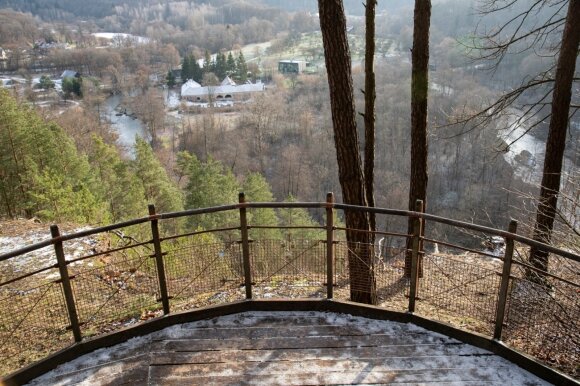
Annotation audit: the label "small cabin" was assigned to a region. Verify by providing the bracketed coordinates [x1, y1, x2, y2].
[278, 60, 307, 74]
[61, 70, 80, 79]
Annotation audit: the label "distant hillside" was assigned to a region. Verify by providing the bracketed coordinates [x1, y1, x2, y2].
[0, 0, 132, 20]
[0, 0, 415, 21]
[259, 0, 413, 14]
[0, 0, 277, 21]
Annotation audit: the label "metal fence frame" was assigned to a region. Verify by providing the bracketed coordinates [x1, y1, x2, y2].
[1, 193, 578, 383]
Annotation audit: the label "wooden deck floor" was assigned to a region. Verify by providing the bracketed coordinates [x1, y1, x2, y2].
[26, 311, 551, 385]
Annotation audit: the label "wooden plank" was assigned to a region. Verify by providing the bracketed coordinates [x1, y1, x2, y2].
[30, 340, 152, 376]
[148, 366, 520, 385]
[86, 365, 149, 386]
[150, 332, 452, 352]
[154, 378, 495, 386]
[180, 311, 411, 329]
[149, 344, 490, 366]
[29, 354, 149, 386]
[152, 324, 418, 340]
[148, 355, 513, 377]
[182, 314, 341, 328]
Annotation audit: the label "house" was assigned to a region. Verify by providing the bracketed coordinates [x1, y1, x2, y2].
[34, 40, 68, 53]
[181, 77, 265, 103]
[0, 48, 7, 70]
[181, 79, 202, 97]
[278, 60, 307, 74]
[0, 78, 14, 88]
[61, 70, 80, 79]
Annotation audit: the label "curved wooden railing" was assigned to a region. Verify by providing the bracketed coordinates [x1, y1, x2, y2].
[0, 193, 578, 383]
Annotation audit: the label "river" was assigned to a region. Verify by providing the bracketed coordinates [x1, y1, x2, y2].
[103, 90, 182, 155]
[103, 94, 147, 155]
[498, 108, 575, 186]
[104, 87, 573, 187]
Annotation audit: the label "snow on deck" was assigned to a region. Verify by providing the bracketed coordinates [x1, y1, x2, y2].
[26, 311, 551, 385]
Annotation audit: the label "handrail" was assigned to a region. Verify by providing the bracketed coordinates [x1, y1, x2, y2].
[1, 199, 578, 269]
[0, 196, 578, 381]
[334, 202, 580, 262]
[0, 239, 56, 262]
[57, 216, 153, 242]
[0, 216, 154, 263]
[156, 203, 241, 219]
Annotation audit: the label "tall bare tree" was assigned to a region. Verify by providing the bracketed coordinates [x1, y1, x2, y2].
[318, 0, 376, 304]
[452, 0, 576, 137]
[405, 0, 432, 276]
[454, 0, 578, 278]
[529, 0, 580, 277]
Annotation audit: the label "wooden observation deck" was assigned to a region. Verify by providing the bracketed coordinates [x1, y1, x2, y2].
[1, 197, 578, 385]
[25, 306, 552, 386]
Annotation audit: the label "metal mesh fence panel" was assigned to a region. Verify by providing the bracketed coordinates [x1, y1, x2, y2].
[0, 204, 578, 381]
[163, 238, 245, 311]
[69, 230, 161, 339]
[251, 239, 327, 299]
[417, 254, 500, 336]
[0, 277, 71, 376]
[333, 241, 409, 311]
[0, 244, 56, 284]
[503, 248, 579, 377]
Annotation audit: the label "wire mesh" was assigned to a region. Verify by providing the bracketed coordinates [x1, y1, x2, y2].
[69, 229, 161, 339]
[417, 253, 501, 336]
[0, 277, 72, 376]
[163, 237, 245, 311]
[0, 204, 578, 381]
[179, 211, 241, 242]
[503, 247, 579, 377]
[251, 239, 327, 299]
[0, 244, 56, 285]
[333, 241, 409, 311]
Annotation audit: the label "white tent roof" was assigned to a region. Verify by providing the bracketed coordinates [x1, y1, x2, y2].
[181, 79, 202, 95]
[181, 80, 264, 98]
[221, 76, 236, 86]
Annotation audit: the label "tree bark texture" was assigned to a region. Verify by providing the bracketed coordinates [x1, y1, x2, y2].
[318, 0, 376, 304]
[529, 0, 580, 276]
[405, 0, 431, 277]
[364, 0, 377, 239]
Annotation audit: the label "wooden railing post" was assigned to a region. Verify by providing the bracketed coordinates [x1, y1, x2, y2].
[51, 225, 82, 343]
[239, 193, 253, 299]
[326, 192, 335, 299]
[494, 219, 518, 340]
[408, 199, 424, 313]
[149, 205, 170, 315]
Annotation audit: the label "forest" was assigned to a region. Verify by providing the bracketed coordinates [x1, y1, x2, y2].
[0, 0, 578, 254]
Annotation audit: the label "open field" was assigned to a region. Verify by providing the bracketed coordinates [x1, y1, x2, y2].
[240, 32, 397, 73]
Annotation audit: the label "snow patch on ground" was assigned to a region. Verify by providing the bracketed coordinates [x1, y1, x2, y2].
[92, 33, 150, 45]
[0, 226, 95, 276]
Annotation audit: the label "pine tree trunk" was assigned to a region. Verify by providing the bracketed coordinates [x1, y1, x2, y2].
[528, 0, 580, 278]
[405, 0, 431, 277]
[318, 0, 376, 304]
[364, 0, 377, 240]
